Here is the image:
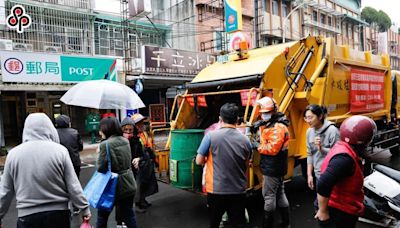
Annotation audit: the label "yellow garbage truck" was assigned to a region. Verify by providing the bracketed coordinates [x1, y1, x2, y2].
[156, 36, 398, 191]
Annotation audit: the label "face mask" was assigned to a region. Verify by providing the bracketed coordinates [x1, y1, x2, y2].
[123, 133, 133, 139]
[261, 113, 272, 121]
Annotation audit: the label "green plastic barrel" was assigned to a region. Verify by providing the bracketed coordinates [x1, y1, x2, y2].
[170, 129, 204, 189]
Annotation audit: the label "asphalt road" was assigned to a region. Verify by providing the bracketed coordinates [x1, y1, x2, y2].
[1, 163, 378, 228]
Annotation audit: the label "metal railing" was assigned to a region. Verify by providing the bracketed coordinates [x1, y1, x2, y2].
[27, 0, 90, 9]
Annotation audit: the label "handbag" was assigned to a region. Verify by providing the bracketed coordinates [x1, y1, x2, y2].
[83, 142, 118, 211]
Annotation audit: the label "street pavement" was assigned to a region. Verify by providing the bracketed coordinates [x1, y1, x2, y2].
[0, 141, 380, 227]
[0, 165, 377, 228]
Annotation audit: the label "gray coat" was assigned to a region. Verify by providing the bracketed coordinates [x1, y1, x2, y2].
[306, 120, 340, 178]
[0, 113, 90, 219]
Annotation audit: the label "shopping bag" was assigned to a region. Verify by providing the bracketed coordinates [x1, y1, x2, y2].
[83, 142, 118, 211]
[80, 219, 91, 228]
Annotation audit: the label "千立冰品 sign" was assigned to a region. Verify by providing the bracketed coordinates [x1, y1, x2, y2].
[0, 51, 117, 83]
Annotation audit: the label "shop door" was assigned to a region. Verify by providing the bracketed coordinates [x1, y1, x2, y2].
[3, 100, 19, 142]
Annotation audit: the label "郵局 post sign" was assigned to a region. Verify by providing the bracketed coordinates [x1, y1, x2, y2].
[349, 69, 384, 113]
[224, 0, 242, 33]
[0, 51, 117, 83]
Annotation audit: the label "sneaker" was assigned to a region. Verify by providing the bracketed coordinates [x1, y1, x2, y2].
[135, 203, 147, 213]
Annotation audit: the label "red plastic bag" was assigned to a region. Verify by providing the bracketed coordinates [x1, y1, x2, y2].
[80, 220, 91, 228]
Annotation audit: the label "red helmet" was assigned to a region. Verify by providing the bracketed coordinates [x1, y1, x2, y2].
[340, 115, 377, 146]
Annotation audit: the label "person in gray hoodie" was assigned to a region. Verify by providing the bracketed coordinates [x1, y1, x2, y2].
[304, 105, 340, 198]
[0, 113, 91, 228]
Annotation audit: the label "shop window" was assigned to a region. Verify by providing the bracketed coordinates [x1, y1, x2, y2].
[282, 2, 288, 17]
[26, 99, 37, 107]
[214, 31, 227, 52]
[26, 92, 36, 99]
[263, 0, 269, 13]
[313, 10, 318, 22]
[348, 25, 353, 39]
[320, 14, 326, 24]
[65, 28, 83, 53]
[328, 16, 332, 27]
[272, 0, 279, 15]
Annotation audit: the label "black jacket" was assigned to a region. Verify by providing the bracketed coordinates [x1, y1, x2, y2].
[55, 115, 83, 167]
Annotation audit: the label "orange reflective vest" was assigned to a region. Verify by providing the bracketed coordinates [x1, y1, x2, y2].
[257, 122, 289, 177]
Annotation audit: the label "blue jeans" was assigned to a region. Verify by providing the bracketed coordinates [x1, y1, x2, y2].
[96, 196, 137, 228]
[17, 210, 70, 228]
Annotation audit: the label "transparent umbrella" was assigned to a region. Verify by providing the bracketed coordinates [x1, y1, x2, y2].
[60, 79, 145, 109]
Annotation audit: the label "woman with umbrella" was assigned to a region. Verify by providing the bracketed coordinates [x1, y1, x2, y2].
[131, 113, 159, 212]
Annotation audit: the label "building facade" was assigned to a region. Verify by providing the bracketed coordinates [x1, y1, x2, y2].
[0, 0, 169, 146]
[364, 25, 400, 71]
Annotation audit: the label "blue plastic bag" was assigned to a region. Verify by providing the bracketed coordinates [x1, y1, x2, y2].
[84, 142, 118, 211]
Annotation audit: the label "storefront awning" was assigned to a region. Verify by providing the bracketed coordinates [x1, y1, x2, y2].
[0, 82, 74, 91]
[126, 74, 193, 89]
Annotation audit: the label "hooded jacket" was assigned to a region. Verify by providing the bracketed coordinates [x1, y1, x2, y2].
[0, 113, 90, 220]
[55, 115, 83, 167]
[258, 112, 290, 177]
[306, 120, 340, 178]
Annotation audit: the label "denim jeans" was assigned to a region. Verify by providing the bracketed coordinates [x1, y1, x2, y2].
[17, 210, 70, 228]
[96, 196, 137, 228]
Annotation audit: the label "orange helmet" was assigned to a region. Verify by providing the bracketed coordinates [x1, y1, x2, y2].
[257, 97, 278, 113]
[131, 113, 145, 124]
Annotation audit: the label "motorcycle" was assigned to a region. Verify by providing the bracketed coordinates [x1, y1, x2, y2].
[362, 163, 400, 227]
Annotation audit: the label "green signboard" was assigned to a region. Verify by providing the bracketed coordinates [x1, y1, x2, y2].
[61, 56, 117, 82]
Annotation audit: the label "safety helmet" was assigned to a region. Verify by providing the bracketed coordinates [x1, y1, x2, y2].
[340, 115, 377, 146]
[131, 113, 145, 124]
[257, 96, 278, 113]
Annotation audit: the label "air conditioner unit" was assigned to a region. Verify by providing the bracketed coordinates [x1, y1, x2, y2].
[0, 39, 13, 51]
[132, 58, 142, 70]
[44, 45, 62, 53]
[13, 43, 33, 52]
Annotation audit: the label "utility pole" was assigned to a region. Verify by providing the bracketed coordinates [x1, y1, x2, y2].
[283, 1, 307, 43]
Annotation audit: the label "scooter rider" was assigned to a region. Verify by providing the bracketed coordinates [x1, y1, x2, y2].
[252, 96, 290, 228]
[315, 115, 377, 227]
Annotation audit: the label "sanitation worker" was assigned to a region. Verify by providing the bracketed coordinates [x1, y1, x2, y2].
[315, 115, 377, 227]
[196, 103, 252, 228]
[252, 96, 290, 228]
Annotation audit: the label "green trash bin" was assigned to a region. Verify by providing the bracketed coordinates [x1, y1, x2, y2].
[170, 129, 204, 189]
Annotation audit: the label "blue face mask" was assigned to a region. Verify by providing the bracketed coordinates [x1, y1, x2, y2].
[261, 113, 272, 121]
